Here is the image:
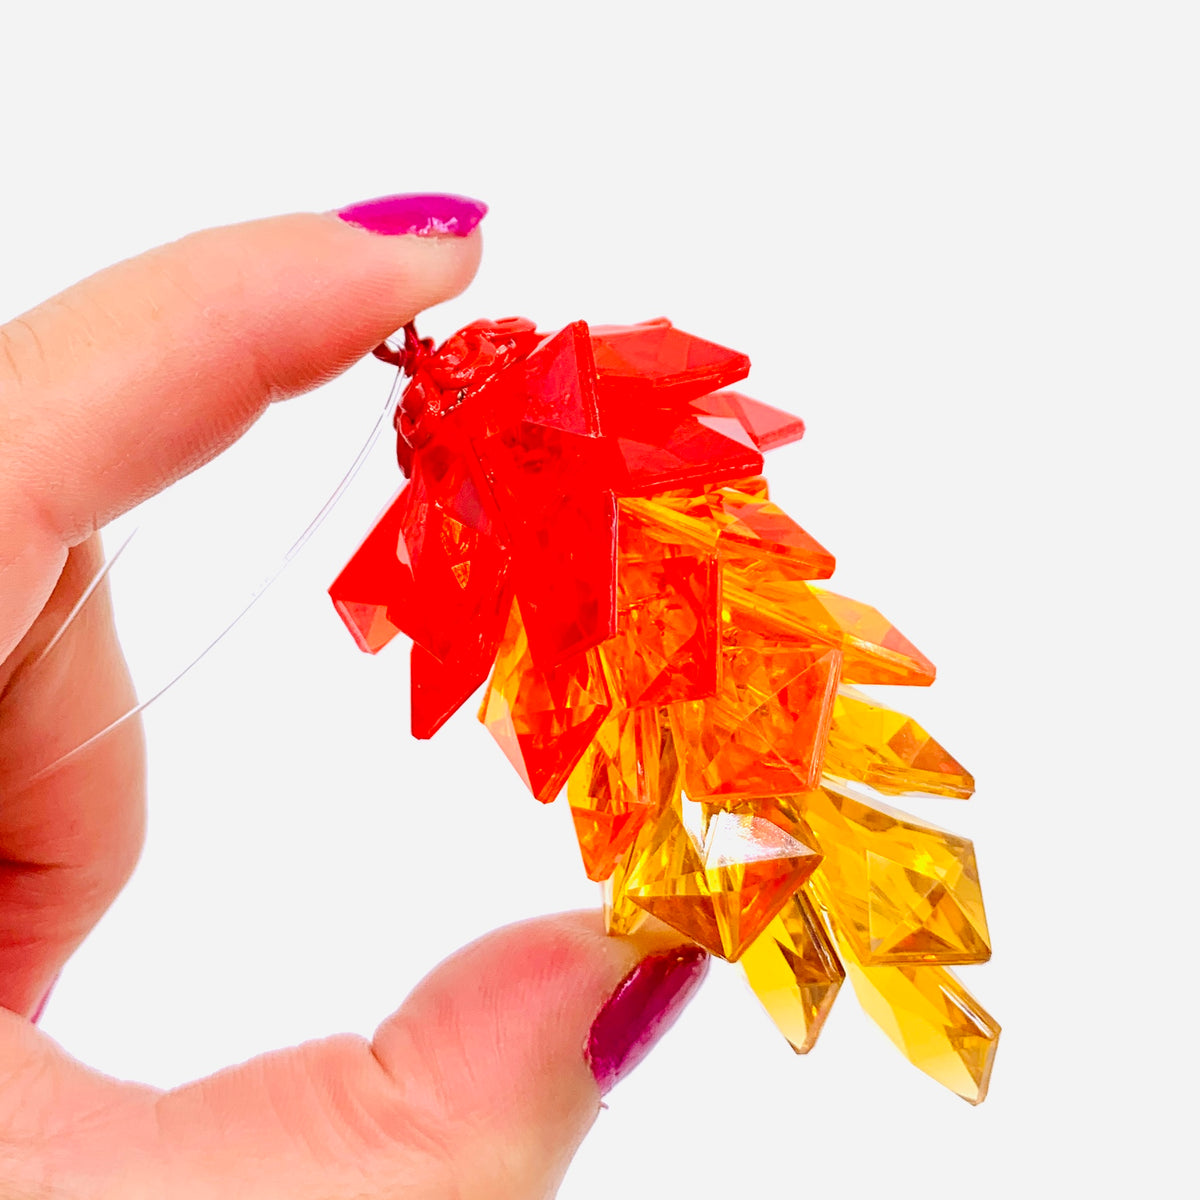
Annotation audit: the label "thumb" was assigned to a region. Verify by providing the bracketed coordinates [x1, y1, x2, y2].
[365, 913, 707, 1197]
[15, 913, 707, 1199]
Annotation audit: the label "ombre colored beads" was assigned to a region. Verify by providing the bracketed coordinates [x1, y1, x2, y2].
[331, 317, 999, 1104]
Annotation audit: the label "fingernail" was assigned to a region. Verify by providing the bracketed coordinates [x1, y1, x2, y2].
[336, 192, 488, 237]
[30, 974, 59, 1025]
[585, 945, 709, 1095]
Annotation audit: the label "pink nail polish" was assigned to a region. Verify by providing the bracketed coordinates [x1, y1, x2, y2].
[336, 192, 488, 237]
[585, 945, 709, 1095]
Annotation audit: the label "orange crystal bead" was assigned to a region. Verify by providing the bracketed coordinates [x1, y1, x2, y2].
[619, 484, 835, 580]
[568, 706, 667, 881]
[332, 314, 998, 1102]
[599, 549, 720, 710]
[723, 569, 936, 687]
[621, 788, 823, 961]
[479, 601, 611, 802]
[672, 643, 842, 801]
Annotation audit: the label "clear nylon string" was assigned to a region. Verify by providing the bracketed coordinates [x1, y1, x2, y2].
[25, 525, 138, 671]
[24, 371, 402, 786]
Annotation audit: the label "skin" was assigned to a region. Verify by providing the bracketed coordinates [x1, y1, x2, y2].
[0, 215, 681, 1199]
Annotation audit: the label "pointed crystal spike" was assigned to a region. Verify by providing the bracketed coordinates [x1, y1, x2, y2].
[620, 485, 835, 580]
[823, 685, 975, 798]
[693, 391, 806, 451]
[673, 644, 841, 802]
[328, 486, 410, 654]
[740, 891, 845, 1054]
[723, 568, 936, 687]
[479, 601, 611, 802]
[568, 707, 666, 882]
[624, 792, 822, 961]
[600, 546, 720, 710]
[800, 785, 991, 965]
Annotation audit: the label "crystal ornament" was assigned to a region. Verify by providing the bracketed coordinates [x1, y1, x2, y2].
[330, 316, 999, 1100]
[740, 891, 844, 1054]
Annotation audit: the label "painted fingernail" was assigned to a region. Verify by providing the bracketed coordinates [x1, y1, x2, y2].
[335, 192, 488, 237]
[585, 945, 709, 1095]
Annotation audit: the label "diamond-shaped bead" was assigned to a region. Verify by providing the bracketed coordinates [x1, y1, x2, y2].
[479, 601, 611, 802]
[740, 891, 845, 1054]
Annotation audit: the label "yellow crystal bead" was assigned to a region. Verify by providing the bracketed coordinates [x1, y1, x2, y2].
[823, 685, 975, 799]
[800, 785, 990, 965]
[623, 791, 822, 961]
[603, 872, 649, 936]
[819, 904, 1000, 1105]
[600, 713, 684, 934]
[741, 890, 845, 1054]
[844, 959, 999, 1104]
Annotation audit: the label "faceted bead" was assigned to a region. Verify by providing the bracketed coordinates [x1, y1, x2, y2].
[813, 589, 936, 686]
[714, 491, 835, 577]
[604, 404, 765, 496]
[600, 551, 720, 709]
[620, 485, 835, 580]
[720, 474, 771, 502]
[693, 390, 807, 451]
[740, 891, 845, 1054]
[673, 644, 841, 801]
[511, 475, 617, 666]
[800, 785, 991, 965]
[519, 321, 602, 435]
[603, 872, 649, 936]
[470, 326, 618, 666]
[824, 685, 975, 799]
[568, 707, 666, 882]
[589, 319, 750, 405]
[328, 486, 409, 654]
[386, 438, 511, 666]
[621, 794, 715, 948]
[411, 644, 481, 740]
[478, 601, 612, 802]
[409, 578, 515, 740]
[820, 906, 999, 1105]
[846, 959, 999, 1104]
[723, 569, 936, 687]
[593, 324, 765, 496]
[623, 790, 823, 961]
[602, 721, 685, 934]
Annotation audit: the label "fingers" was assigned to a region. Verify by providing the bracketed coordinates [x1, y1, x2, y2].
[3, 914, 707, 1199]
[0, 537, 143, 1016]
[0, 199, 482, 1013]
[0, 203, 483, 661]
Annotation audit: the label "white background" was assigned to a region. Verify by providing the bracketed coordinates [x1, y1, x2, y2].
[2, 2, 1196, 1196]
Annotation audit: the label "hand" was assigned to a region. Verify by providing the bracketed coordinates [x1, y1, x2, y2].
[0, 199, 707, 1199]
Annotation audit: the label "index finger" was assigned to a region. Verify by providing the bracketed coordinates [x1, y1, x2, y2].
[0, 196, 484, 1016]
[0, 196, 484, 661]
